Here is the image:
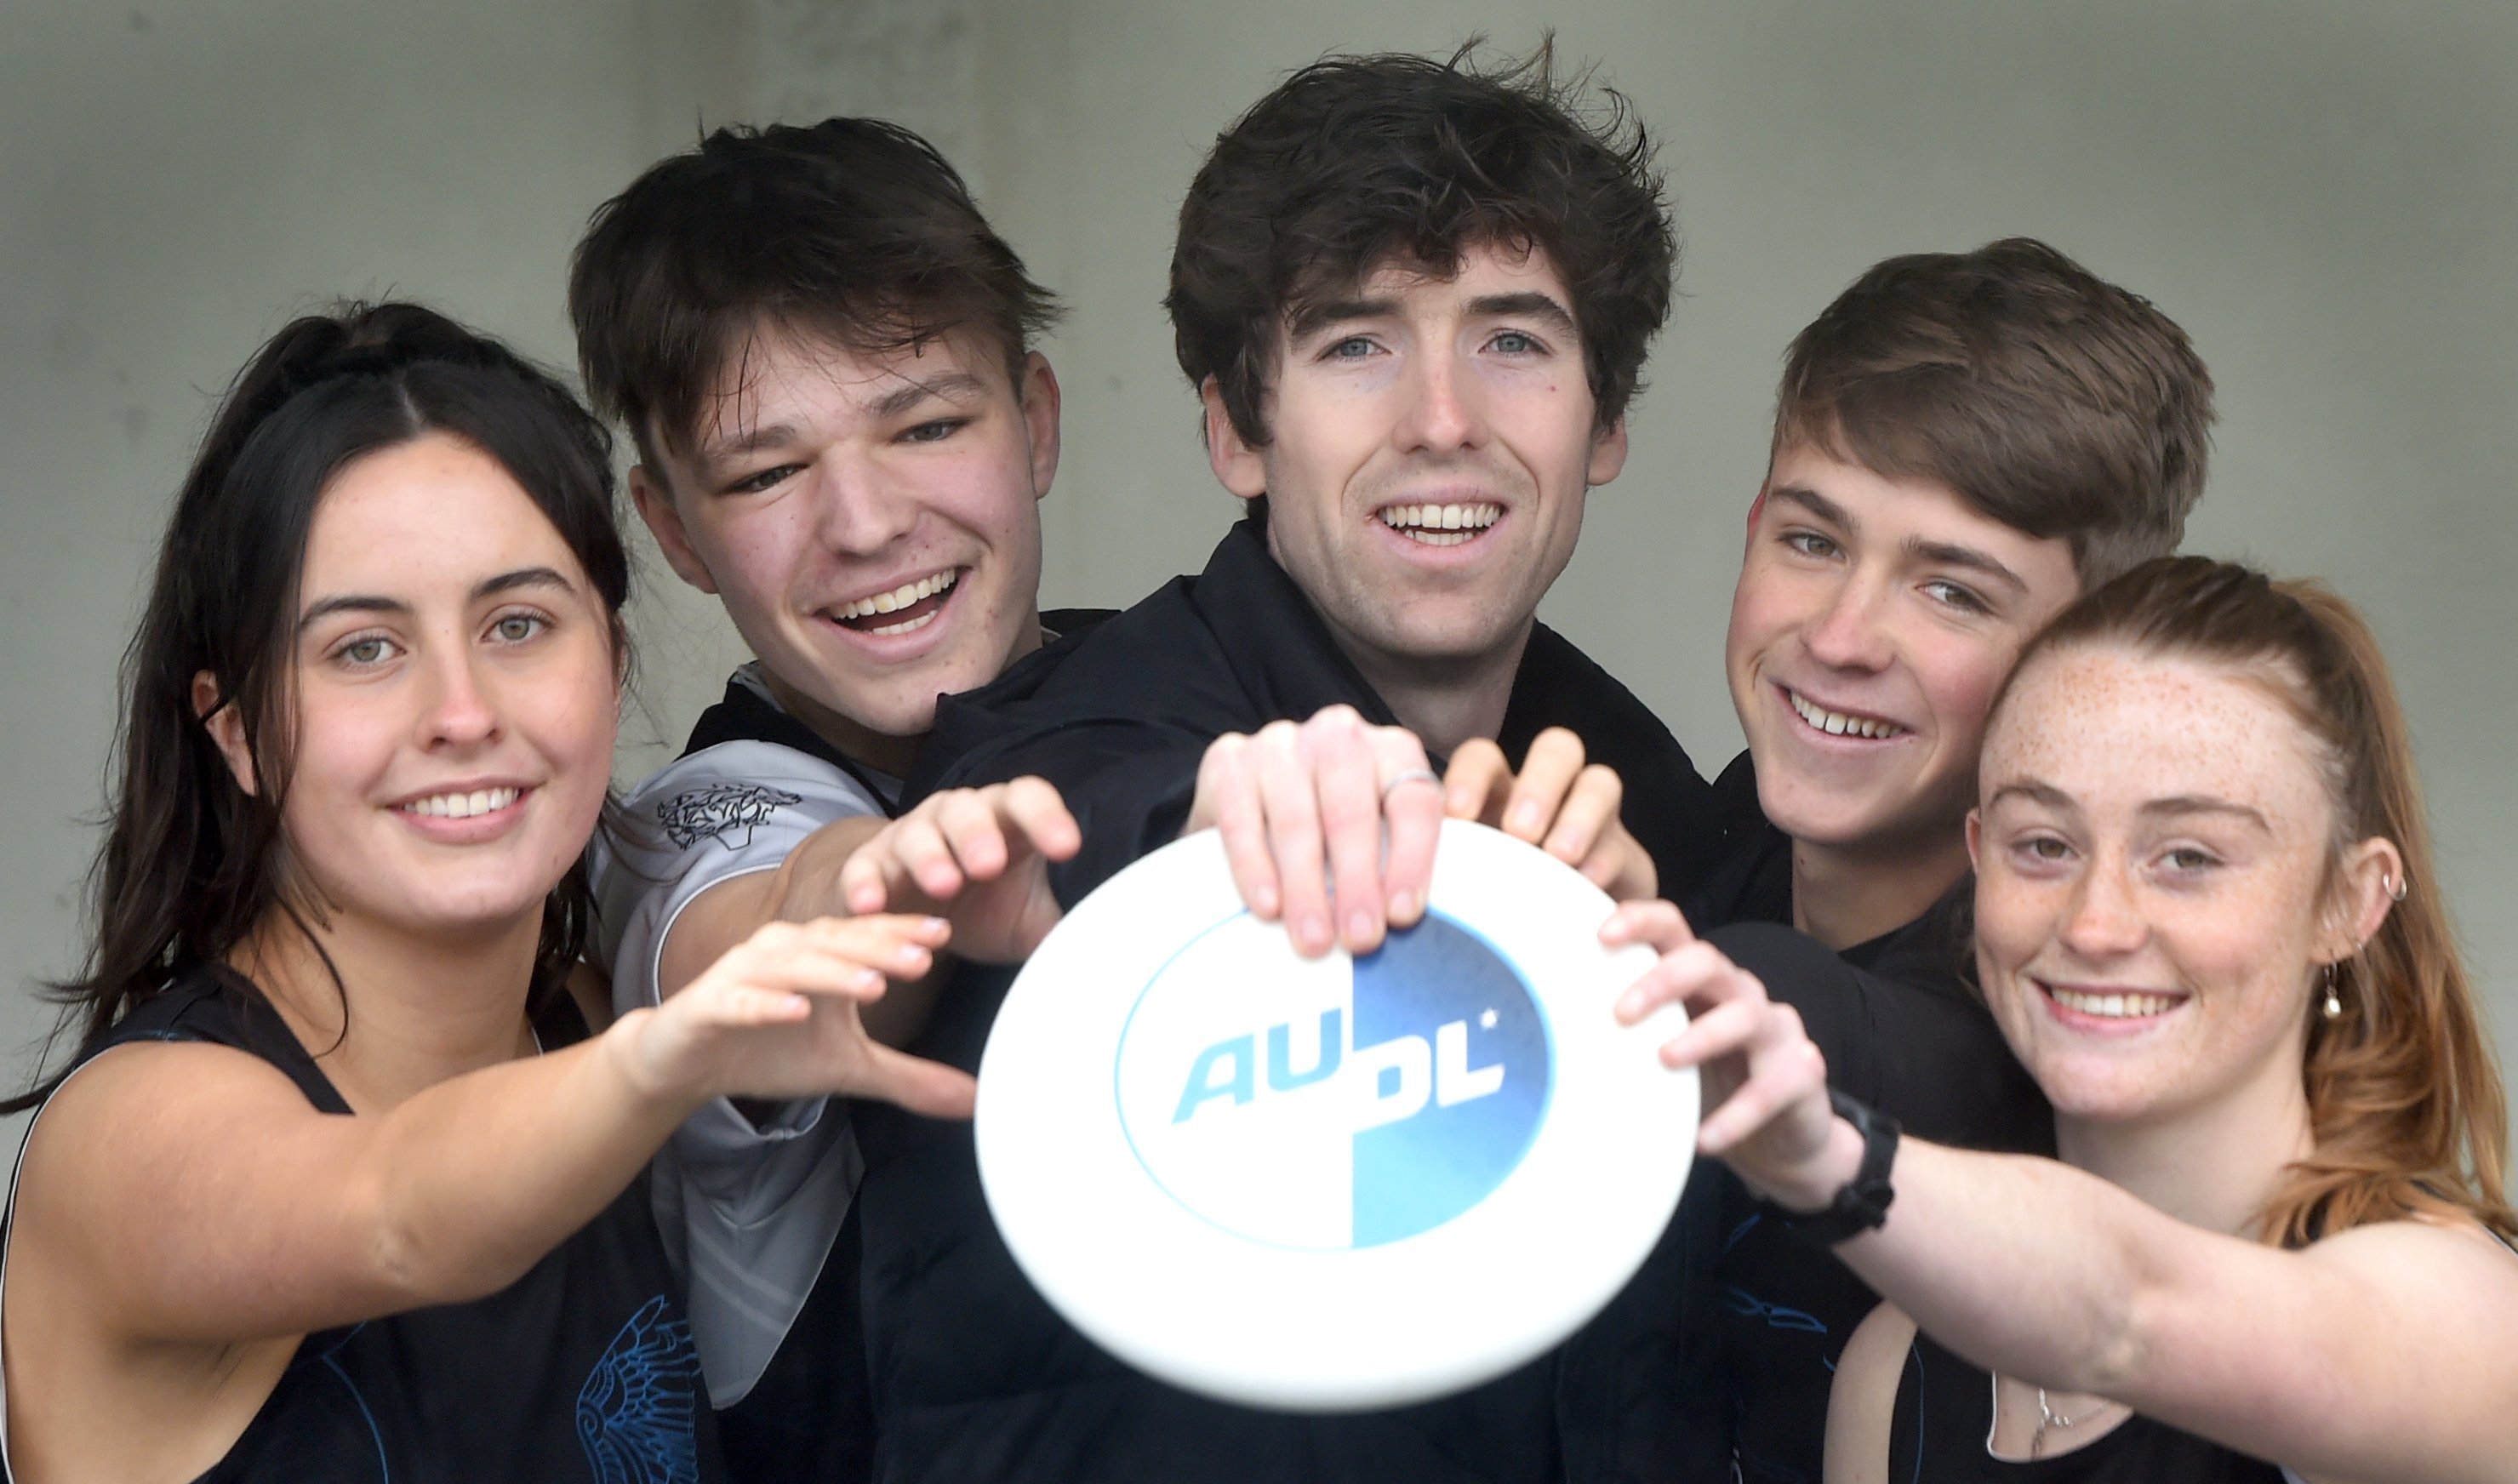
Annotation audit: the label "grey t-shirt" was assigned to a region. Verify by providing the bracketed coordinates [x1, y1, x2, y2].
[591, 666, 893, 1407]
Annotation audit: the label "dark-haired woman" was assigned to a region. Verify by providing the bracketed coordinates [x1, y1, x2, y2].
[1608, 556, 2518, 1483]
[0, 305, 973, 1483]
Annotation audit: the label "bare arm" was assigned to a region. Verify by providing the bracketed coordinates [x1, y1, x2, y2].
[1615, 905, 2518, 1484]
[12, 916, 966, 1349]
[1831, 1147, 2518, 1483]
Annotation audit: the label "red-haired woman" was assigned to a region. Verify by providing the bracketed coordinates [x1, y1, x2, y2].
[1613, 556, 2517, 1483]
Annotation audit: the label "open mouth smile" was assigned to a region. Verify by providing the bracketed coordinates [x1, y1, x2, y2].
[830, 568, 962, 637]
[1784, 687, 1905, 741]
[2037, 979, 2191, 1030]
[1377, 502, 1501, 548]
[398, 786, 522, 819]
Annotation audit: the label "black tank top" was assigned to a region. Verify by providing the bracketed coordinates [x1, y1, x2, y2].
[1886, 1330, 2290, 1482]
[1, 965, 728, 1484]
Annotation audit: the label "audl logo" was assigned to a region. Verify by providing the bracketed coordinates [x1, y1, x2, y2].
[1114, 910, 1552, 1250]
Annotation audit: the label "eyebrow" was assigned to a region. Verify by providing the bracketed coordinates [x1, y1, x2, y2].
[2140, 796, 2271, 830]
[1767, 486, 2029, 596]
[867, 370, 987, 420]
[1986, 780, 2271, 832]
[694, 420, 802, 473]
[297, 566, 577, 631]
[1466, 291, 1579, 338]
[1286, 291, 1580, 344]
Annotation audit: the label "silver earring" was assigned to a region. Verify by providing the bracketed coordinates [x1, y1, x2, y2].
[2384, 870, 2408, 903]
[2322, 963, 2344, 1020]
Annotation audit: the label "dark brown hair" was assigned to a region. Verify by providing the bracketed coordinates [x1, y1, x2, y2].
[1999, 556, 2515, 1245]
[1168, 38, 1674, 448]
[569, 117, 1061, 470]
[7, 303, 628, 1114]
[1774, 238, 2215, 585]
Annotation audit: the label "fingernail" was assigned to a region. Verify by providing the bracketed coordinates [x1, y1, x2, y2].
[1348, 909, 1378, 945]
[1388, 890, 1419, 922]
[1299, 915, 1328, 950]
[1510, 801, 1541, 834]
[922, 916, 948, 933]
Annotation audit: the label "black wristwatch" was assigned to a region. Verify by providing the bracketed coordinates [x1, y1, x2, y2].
[1760, 1090, 1899, 1246]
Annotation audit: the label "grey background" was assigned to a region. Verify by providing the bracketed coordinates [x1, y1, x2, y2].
[3, 0, 2510, 1156]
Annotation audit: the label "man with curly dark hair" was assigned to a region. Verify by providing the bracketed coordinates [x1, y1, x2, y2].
[844, 43, 1737, 1484]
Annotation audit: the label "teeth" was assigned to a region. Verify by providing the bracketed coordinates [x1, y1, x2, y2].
[1788, 690, 1901, 740]
[838, 569, 959, 621]
[1379, 503, 1502, 545]
[2049, 986, 2179, 1019]
[403, 786, 520, 819]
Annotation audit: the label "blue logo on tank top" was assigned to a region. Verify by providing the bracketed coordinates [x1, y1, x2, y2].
[1114, 911, 1552, 1248]
[576, 1295, 703, 1484]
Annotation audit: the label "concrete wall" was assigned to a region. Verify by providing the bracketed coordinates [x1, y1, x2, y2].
[0, 0, 756, 1111]
[7, 2, 2513, 1156]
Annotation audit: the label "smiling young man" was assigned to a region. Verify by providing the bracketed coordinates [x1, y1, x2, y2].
[565, 117, 1078, 1481]
[826, 46, 1734, 1484]
[1688, 239, 2218, 1484]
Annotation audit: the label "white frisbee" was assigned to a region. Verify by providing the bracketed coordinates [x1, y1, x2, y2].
[974, 818, 1697, 1413]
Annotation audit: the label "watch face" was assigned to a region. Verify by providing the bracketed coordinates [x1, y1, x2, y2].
[975, 820, 1699, 1412]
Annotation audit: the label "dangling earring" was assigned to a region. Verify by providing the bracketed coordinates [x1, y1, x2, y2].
[2321, 963, 2344, 1020]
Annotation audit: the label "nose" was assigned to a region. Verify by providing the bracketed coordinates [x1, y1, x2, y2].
[419, 642, 500, 751]
[806, 451, 919, 558]
[2058, 853, 2149, 962]
[1803, 571, 1894, 673]
[1392, 351, 1488, 455]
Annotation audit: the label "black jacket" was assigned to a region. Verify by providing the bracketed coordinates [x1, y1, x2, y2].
[849, 518, 1739, 1482]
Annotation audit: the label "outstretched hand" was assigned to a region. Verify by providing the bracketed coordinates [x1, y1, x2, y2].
[1602, 900, 1859, 1211]
[608, 914, 978, 1120]
[1444, 728, 1656, 901]
[836, 778, 1082, 964]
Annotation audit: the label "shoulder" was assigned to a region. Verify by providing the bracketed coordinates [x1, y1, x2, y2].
[13, 1032, 324, 1256]
[2304, 1213, 2518, 1285]
[603, 742, 882, 882]
[1824, 1302, 1916, 1484]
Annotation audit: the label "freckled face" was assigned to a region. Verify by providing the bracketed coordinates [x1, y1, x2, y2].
[1969, 647, 2342, 1124]
[261, 433, 621, 939]
[1205, 243, 1627, 677]
[1726, 444, 2081, 858]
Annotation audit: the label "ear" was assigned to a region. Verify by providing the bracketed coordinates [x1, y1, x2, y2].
[1585, 416, 1630, 487]
[2319, 835, 2406, 966]
[1201, 376, 1269, 502]
[193, 671, 259, 797]
[1965, 808, 1984, 871]
[1017, 351, 1062, 503]
[1745, 484, 1770, 547]
[629, 464, 719, 596]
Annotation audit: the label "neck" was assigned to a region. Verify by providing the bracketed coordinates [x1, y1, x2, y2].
[2053, 1038, 2317, 1236]
[756, 613, 1047, 779]
[1789, 828, 1971, 951]
[1329, 619, 1531, 761]
[235, 894, 545, 1114]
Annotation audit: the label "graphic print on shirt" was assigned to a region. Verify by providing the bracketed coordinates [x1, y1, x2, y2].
[656, 784, 807, 851]
[575, 1295, 705, 1484]
[1114, 910, 1552, 1249]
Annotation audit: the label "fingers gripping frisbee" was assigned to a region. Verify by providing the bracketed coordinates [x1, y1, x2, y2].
[974, 819, 1697, 1412]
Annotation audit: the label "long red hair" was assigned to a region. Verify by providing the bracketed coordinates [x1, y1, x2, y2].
[2002, 556, 2515, 1245]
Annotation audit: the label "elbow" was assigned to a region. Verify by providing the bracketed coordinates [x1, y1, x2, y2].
[2075, 1272, 2161, 1397]
[363, 1179, 535, 1310]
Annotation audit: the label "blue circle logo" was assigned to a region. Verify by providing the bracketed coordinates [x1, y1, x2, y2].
[1113, 910, 1553, 1249]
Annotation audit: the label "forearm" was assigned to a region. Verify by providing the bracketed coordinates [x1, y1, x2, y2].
[360, 1020, 701, 1307]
